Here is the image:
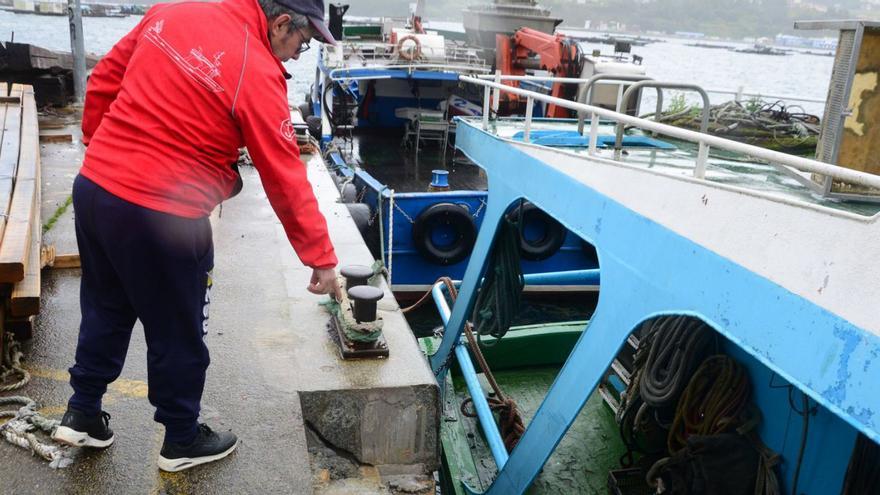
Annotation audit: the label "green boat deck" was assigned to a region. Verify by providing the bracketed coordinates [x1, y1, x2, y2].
[423, 322, 630, 494]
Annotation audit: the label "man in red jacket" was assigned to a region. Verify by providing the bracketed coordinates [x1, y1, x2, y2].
[51, 0, 341, 472]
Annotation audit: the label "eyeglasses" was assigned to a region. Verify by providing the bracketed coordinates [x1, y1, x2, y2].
[296, 28, 311, 54]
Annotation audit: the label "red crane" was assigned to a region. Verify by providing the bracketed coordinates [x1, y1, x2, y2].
[495, 27, 583, 117]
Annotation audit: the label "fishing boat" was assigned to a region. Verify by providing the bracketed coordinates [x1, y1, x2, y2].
[310, 10, 650, 299]
[418, 74, 880, 494]
[462, 0, 561, 55]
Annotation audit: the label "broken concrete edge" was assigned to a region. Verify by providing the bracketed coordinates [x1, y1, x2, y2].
[296, 149, 441, 478]
[299, 384, 439, 470]
[306, 413, 436, 494]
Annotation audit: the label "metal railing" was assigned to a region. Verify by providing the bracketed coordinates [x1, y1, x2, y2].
[324, 40, 489, 73]
[461, 75, 880, 189]
[704, 87, 826, 105]
[615, 82, 711, 174]
[576, 74, 653, 133]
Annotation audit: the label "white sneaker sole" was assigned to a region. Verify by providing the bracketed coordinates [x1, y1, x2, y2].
[157, 441, 238, 472]
[52, 426, 115, 448]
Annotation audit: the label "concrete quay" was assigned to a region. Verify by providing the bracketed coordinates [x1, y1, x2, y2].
[0, 123, 439, 494]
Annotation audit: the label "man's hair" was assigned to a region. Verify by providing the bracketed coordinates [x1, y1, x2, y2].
[258, 0, 310, 31]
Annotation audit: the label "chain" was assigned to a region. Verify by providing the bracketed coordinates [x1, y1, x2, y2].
[392, 201, 416, 224]
[472, 199, 488, 219]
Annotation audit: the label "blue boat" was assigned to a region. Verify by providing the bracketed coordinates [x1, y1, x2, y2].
[417, 75, 880, 494]
[308, 15, 647, 298]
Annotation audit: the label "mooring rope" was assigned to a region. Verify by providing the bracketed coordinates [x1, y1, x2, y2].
[667, 354, 751, 453]
[429, 276, 525, 452]
[0, 396, 70, 468]
[639, 315, 715, 408]
[0, 334, 73, 468]
[0, 333, 30, 393]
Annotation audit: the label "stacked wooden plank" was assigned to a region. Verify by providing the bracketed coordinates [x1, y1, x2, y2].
[0, 83, 42, 338]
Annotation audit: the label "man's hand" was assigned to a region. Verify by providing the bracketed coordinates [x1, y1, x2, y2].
[308, 268, 343, 300]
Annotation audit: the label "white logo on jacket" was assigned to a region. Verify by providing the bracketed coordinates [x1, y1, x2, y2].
[280, 118, 296, 141]
[145, 20, 226, 93]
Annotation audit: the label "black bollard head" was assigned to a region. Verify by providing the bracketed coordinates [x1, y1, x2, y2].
[347, 285, 384, 322]
[340, 265, 373, 289]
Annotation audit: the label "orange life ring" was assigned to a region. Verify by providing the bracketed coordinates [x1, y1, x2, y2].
[397, 35, 421, 61]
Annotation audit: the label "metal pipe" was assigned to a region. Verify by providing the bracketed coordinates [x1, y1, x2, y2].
[430, 282, 509, 469]
[576, 74, 653, 134]
[491, 70, 501, 118]
[615, 82, 711, 154]
[454, 344, 510, 468]
[454, 76, 880, 190]
[482, 85, 490, 130]
[695, 141, 710, 179]
[522, 269, 600, 286]
[588, 112, 599, 155]
[523, 97, 534, 143]
[472, 75, 827, 106]
[67, 0, 87, 103]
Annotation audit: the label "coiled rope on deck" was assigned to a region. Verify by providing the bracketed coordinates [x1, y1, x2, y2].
[0, 333, 30, 393]
[639, 316, 715, 408]
[438, 276, 525, 452]
[667, 355, 751, 453]
[0, 396, 70, 467]
[0, 334, 72, 468]
[402, 219, 526, 450]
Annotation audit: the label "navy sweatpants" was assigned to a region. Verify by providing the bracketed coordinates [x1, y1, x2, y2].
[67, 175, 214, 444]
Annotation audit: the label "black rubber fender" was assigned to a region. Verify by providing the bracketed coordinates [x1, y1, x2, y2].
[346, 203, 380, 259]
[297, 101, 312, 119]
[507, 201, 566, 261]
[341, 183, 357, 203]
[305, 115, 322, 140]
[412, 203, 477, 266]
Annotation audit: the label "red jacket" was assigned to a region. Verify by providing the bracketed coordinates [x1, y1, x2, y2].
[81, 0, 337, 269]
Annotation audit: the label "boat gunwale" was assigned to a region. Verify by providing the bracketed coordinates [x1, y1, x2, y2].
[457, 117, 880, 223]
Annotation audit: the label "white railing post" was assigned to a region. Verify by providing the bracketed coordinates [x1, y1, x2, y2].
[735, 85, 744, 103]
[524, 97, 534, 143]
[695, 141, 710, 179]
[588, 112, 599, 156]
[492, 69, 501, 118]
[615, 83, 624, 113]
[482, 85, 491, 130]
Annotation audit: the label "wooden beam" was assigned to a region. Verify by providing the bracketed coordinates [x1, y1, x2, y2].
[39, 133, 73, 143]
[0, 86, 37, 283]
[0, 85, 22, 245]
[0, 97, 21, 104]
[11, 115, 40, 317]
[52, 254, 80, 269]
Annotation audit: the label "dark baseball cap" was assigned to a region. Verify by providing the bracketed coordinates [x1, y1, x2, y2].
[275, 0, 337, 45]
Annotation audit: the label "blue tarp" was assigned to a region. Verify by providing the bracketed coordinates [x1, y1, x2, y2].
[511, 130, 676, 150]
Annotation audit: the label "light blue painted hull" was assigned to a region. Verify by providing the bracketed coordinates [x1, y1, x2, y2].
[429, 118, 880, 494]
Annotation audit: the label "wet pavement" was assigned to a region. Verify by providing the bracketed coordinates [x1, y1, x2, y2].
[0, 124, 318, 493]
[0, 120, 434, 494]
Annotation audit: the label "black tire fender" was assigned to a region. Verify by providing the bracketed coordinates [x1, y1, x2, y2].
[297, 101, 312, 119]
[412, 203, 477, 266]
[305, 115, 322, 140]
[508, 202, 566, 261]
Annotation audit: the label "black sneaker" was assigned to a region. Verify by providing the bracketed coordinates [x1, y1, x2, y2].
[157, 424, 238, 472]
[52, 408, 115, 448]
